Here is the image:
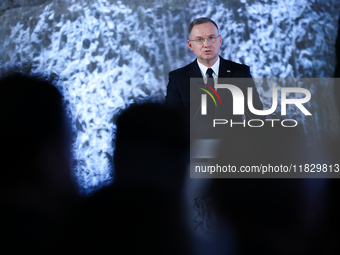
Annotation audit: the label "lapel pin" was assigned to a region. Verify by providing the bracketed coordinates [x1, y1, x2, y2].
[227, 70, 231, 73]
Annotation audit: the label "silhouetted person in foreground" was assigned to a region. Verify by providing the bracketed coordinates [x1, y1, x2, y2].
[0, 73, 77, 253]
[70, 103, 190, 254]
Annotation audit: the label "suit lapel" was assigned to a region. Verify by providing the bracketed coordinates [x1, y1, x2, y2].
[187, 59, 203, 78]
[218, 57, 232, 80]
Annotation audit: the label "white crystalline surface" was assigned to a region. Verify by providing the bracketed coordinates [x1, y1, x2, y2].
[0, 0, 339, 192]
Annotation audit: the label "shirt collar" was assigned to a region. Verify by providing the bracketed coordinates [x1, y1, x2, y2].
[197, 56, 220, 77]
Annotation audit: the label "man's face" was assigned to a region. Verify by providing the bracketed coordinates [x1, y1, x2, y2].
[188, 22, 222, 67]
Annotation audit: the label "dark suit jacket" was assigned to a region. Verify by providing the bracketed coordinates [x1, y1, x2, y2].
[165, 56, 263, 121]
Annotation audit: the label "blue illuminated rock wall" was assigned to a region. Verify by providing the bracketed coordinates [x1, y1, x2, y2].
[0, 0, 339, 192]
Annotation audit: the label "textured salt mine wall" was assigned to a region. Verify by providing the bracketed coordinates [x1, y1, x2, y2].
[0, 0, 339, 192]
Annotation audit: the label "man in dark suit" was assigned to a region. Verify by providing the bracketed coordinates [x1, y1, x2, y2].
[165, 17, 263, 124]
[164, 19, 265, 249]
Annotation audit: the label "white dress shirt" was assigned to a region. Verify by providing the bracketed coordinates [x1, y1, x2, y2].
[197, 57, 220, 85]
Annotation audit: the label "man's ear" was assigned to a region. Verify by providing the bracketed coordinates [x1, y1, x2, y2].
[219, 35, 222, 45]
[187, 40, 194, 51]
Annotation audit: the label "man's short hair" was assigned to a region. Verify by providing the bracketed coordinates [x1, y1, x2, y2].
[188, 17, 219, 38]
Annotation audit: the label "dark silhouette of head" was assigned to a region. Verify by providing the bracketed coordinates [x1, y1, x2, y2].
[0, 72, 73, 194]
[0, 72, 77, 253]
[113, 102, 189, 193]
